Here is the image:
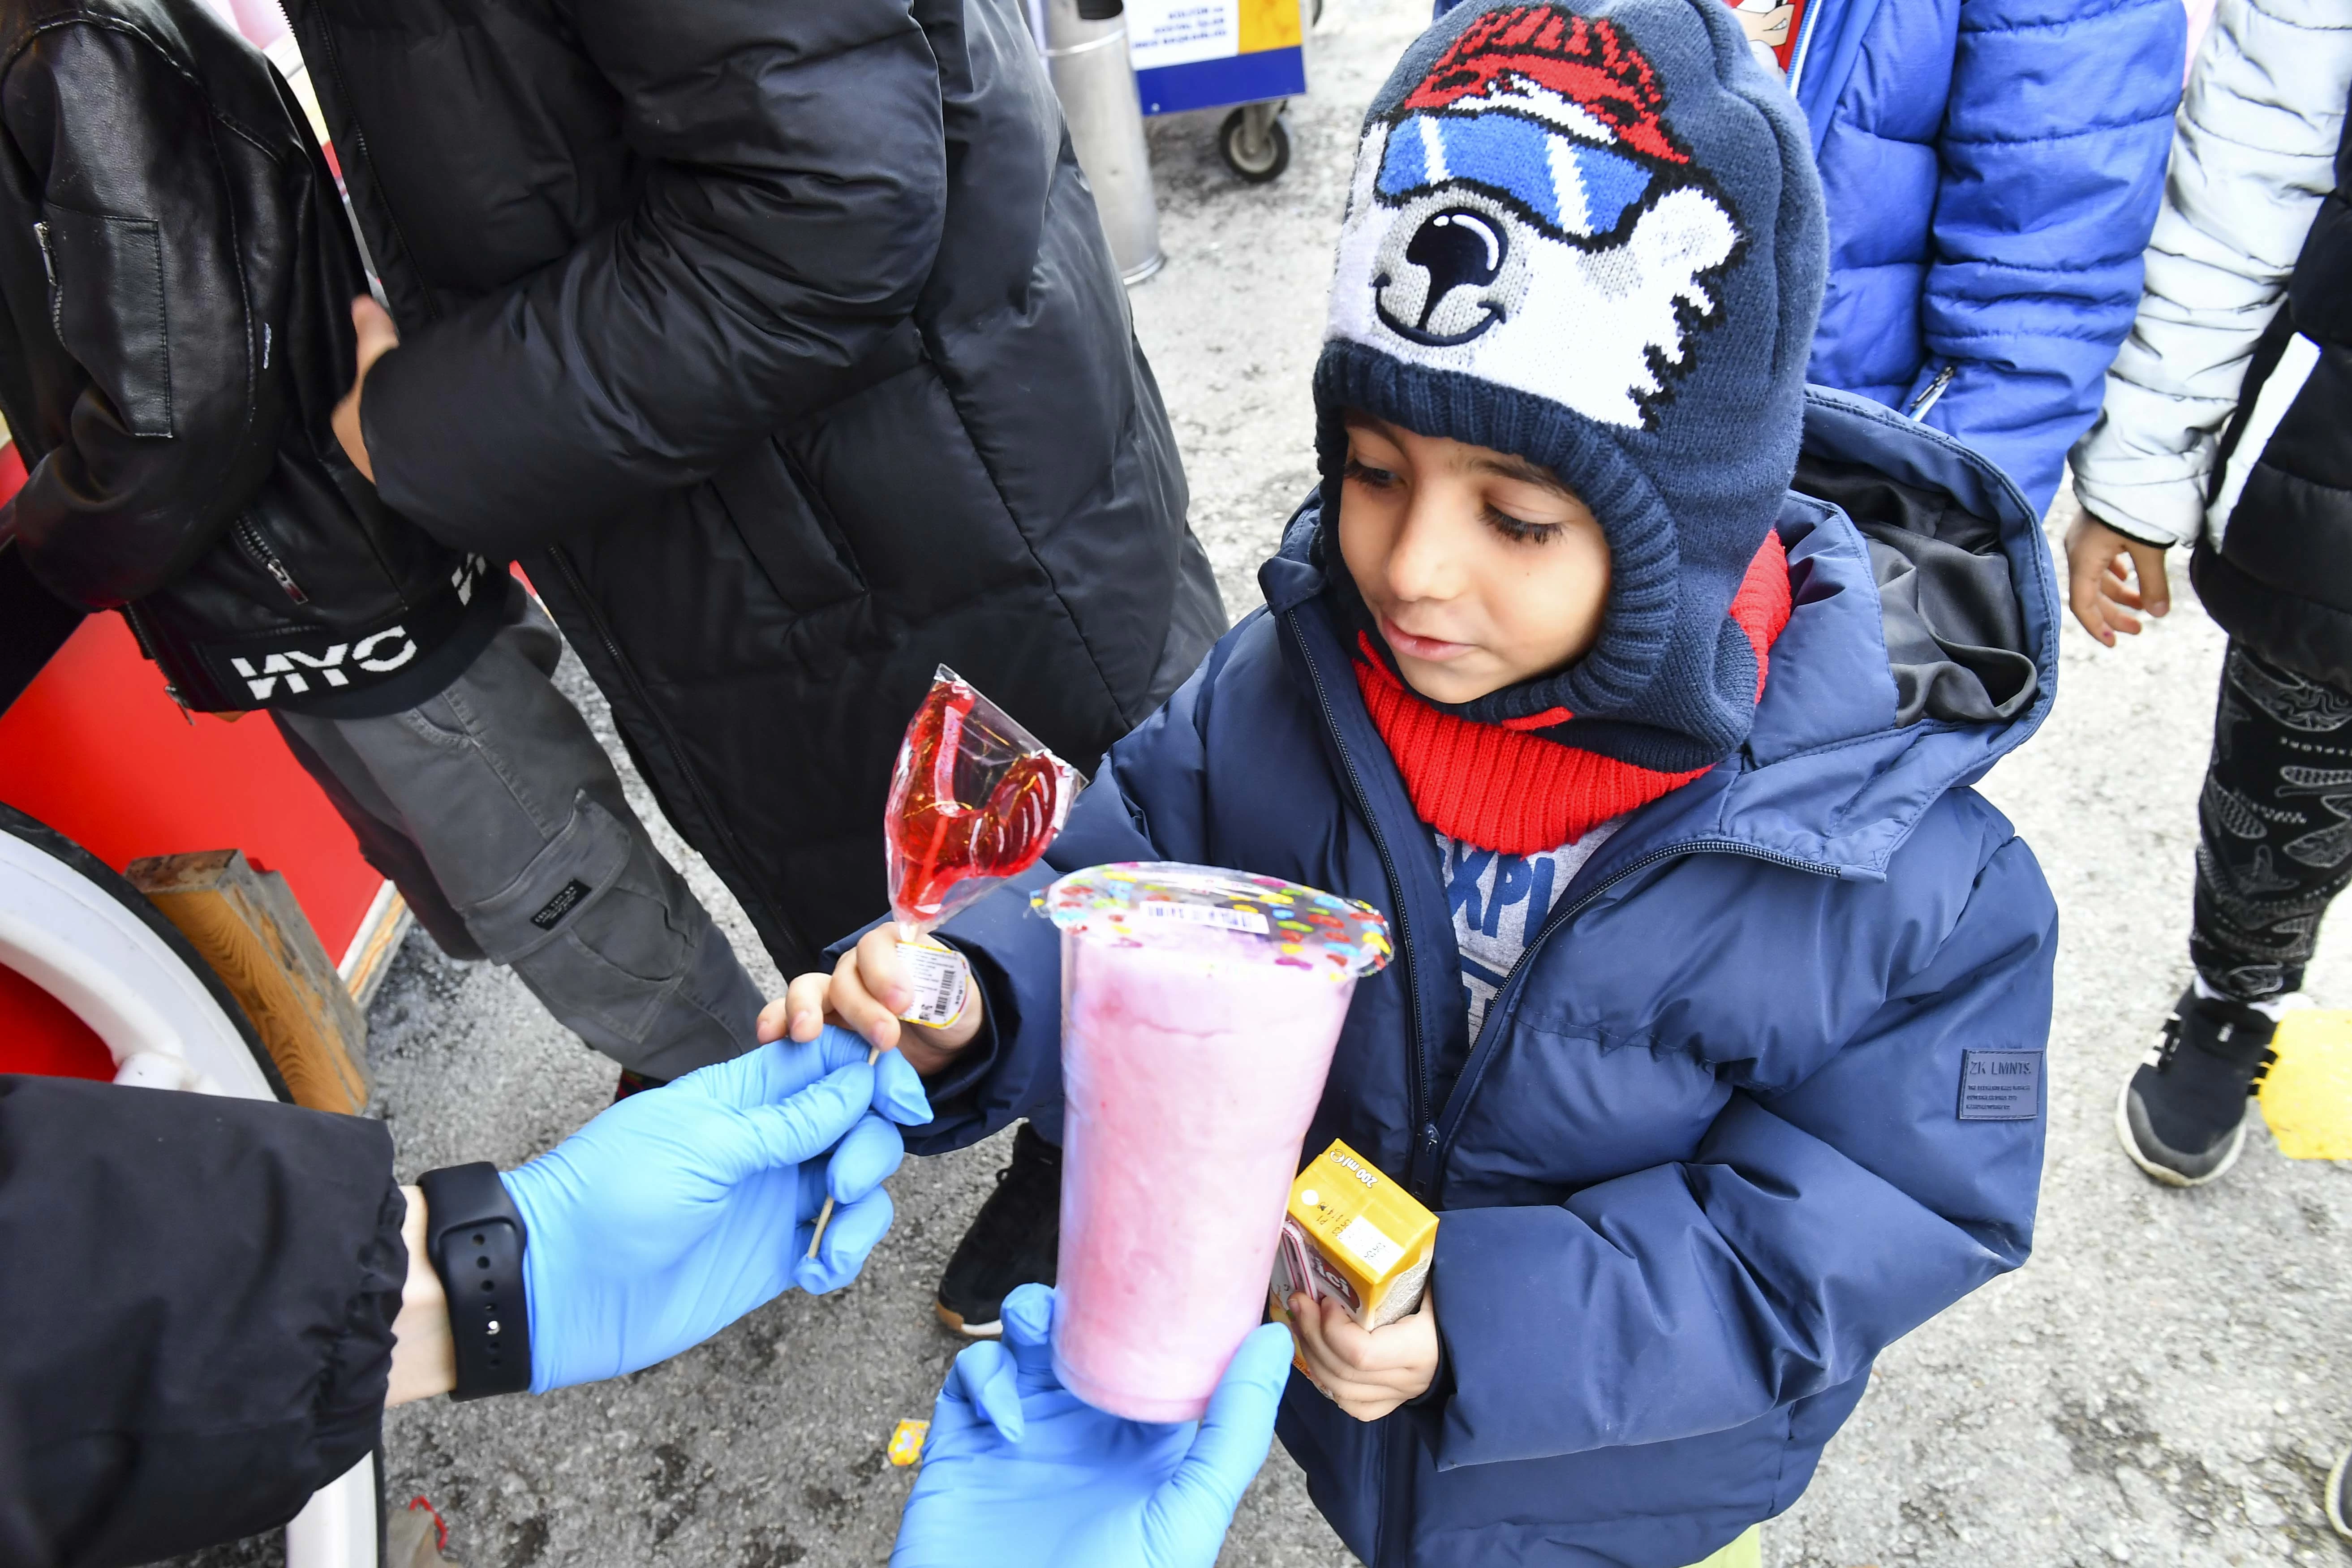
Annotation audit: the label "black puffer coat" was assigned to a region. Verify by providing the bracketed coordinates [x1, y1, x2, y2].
[2190, 78, 2352, 687]
[2071, 11, 2352, 691]
[285, 0, 1222, 971]
[0, 0, 496, 716]
[0, 1076, 401, 1568]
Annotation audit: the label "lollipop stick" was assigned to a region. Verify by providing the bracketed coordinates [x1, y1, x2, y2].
[805, 1044, 883, 1259]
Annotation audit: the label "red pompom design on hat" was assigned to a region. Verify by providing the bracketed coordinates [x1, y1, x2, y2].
[1401, 7, 1690, 166]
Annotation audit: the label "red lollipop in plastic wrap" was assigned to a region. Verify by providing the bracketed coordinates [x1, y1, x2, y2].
[808, 667, 1078, 1260]
[886, 668, 1079, 943]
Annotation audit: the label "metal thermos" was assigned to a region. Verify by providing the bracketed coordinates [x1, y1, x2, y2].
[1039, 0, 1164, 284]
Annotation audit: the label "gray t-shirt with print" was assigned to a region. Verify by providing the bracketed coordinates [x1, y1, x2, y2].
[1436, 818, 1623, 1040]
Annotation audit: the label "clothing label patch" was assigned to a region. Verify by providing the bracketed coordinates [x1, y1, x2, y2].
[530, 879, 593, 930]
[1958, 1050, 2042, 1121]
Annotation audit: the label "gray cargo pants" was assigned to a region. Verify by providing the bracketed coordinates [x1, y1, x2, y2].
[274, 583, 762, 1079]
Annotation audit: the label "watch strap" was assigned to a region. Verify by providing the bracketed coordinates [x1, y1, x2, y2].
[417, 1162, 532, 1400]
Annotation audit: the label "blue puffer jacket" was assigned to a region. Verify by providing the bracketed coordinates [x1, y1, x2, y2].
[907, 391, 2060, 1568]
[1790, 0, 2184, 517]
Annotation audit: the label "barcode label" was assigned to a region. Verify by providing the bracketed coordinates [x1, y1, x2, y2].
[1136, 901, 1270, 935]
[897, 938, 972, 1030]
[1336, 1215, 1402, 1275]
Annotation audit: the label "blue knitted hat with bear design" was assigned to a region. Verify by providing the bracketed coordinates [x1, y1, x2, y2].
[1314, 0, 1826, 773]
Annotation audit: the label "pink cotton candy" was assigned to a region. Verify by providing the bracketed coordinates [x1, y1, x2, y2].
[1051, 924, 1359, 1422]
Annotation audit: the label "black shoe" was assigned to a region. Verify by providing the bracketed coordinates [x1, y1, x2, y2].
[615, 1068, 670, 1102]
[936, 1122, 1061, 1338]
[2115, 983, 2285, 1187]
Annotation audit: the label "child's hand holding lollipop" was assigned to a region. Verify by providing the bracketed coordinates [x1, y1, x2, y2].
[765, 666, 1076, 1254]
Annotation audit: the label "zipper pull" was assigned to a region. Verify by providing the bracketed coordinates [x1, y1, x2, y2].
[1409, 1122, 1443, 1203]
[262, 553, 307, 603]
[32, 220, 53, 287]
[239, 520, 310, 603]
[1905, 365, 1956, 421]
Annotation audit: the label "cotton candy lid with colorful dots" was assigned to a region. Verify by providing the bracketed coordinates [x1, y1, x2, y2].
[1036, 862, 1393, 980]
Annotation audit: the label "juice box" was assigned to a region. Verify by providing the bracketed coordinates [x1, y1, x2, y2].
[1267, 1139, 1438, 1349]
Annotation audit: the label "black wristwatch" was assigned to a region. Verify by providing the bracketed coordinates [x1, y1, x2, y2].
[417, 1162, 533, 1400]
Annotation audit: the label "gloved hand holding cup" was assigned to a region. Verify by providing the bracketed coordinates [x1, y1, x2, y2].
[891, 1283, 1294, 1568]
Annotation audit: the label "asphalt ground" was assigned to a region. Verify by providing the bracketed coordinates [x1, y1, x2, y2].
[171, 2, 2352, 1564]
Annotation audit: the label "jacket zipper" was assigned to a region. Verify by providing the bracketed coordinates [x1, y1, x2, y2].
[1906, 365, 1956, 421]
[32, 221, 58, 335]
[236, 519, 309, 603]
[1286, 613, 1440, 1192]
[1429, 836, 1845, 1174]
[545, 546, 794, 950]
[1288, 605, 1429, 1568]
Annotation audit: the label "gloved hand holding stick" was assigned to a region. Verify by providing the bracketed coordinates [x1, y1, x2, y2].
[804, 666, 1077, 1257]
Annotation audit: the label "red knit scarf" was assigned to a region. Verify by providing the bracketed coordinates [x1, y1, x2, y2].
[1352, 534, 1793, 855]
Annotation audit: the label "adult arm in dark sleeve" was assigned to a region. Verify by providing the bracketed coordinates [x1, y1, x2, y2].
[0, 21, 282, 606]
[358, 0, 949, 554]
[0, 1076, 403, 1568]
[1427, 833, 2055, 1466]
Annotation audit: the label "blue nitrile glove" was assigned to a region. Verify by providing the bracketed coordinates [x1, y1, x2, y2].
[503, 1027, 925, 1394]
[890, 1284, 1294, 1568]
[683, 1022, 934, 1130]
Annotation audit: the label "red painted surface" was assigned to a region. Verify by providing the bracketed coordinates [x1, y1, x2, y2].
[0, 614, 381, 941]
[0, 961, 113, 1080]
[0, 442, 381, 1079]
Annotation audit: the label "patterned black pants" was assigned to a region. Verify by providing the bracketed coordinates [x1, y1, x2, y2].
[2193, 644, 2352, 1001]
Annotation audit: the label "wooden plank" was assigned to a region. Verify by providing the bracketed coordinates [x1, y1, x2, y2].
[127, 848, 370, 1114]
[336, 879, 412, 1012]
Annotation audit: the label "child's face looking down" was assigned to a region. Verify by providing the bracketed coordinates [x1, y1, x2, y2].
[1337, 412, 1611, 705]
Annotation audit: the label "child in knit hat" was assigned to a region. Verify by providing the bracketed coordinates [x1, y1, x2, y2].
[788, 0, 2061, 1562]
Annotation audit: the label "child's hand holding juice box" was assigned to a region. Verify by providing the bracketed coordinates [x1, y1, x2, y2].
[1272, 1139, 1442, 1422]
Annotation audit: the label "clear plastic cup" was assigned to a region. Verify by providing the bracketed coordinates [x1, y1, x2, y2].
[1036, 863, 1392, 1422]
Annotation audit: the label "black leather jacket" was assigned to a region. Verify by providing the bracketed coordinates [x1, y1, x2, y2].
[2190, 73, 2352, 692]
[0, 0, 494, 714]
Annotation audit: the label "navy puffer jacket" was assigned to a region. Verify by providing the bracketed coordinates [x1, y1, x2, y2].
[911, 391, 2061, 1567]
[1793, 0, 2185, 516]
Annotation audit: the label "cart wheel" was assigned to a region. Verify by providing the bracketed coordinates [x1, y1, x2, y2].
[0, 806, 384, 1566]
[0, 801, 283, 1099]
[1219, 106, 1291, 184]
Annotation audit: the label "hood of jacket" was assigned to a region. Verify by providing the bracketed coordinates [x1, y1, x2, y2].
[1264, 384, 2060, 877]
